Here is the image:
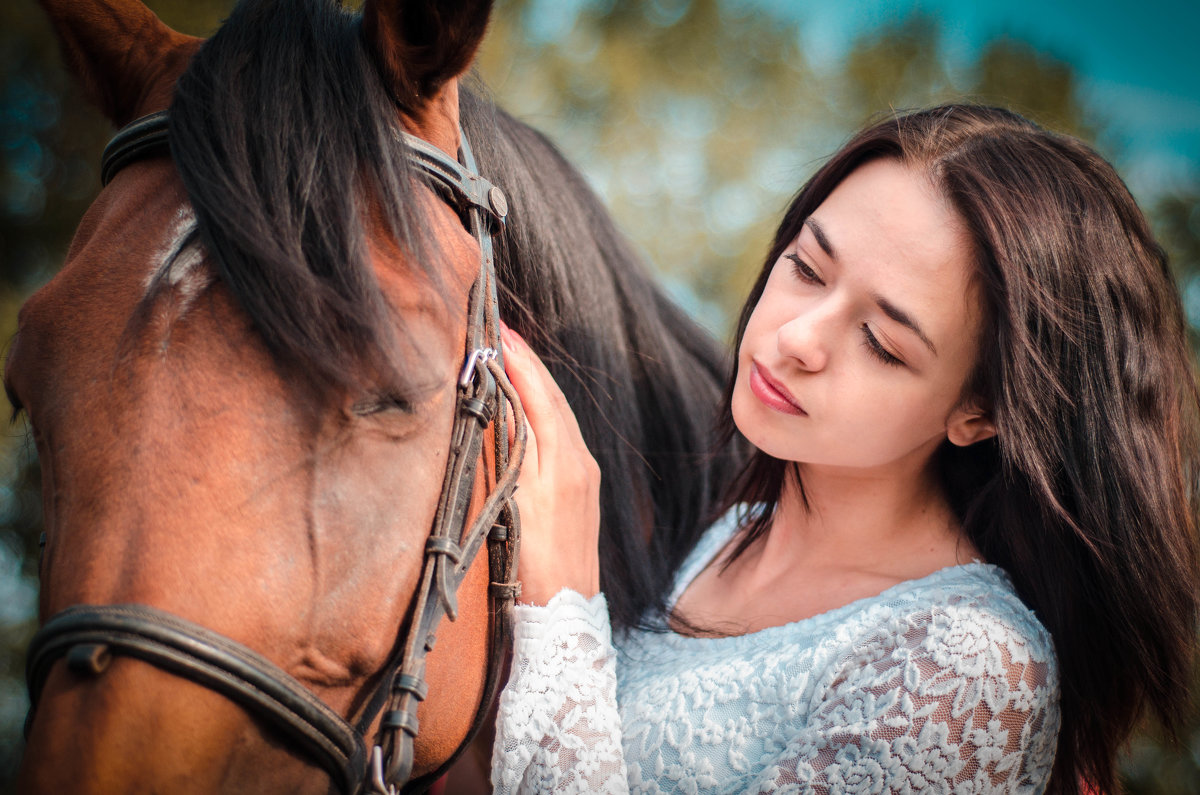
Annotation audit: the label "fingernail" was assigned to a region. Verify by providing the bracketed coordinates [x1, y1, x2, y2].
[500, 324, 520, 352]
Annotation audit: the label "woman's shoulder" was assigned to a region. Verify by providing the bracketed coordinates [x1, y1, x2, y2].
[924, 565, 1053, 652]
[840, 563, 1059, 683]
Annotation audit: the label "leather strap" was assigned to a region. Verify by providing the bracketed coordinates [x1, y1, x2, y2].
[100, 111, 171, 186]
[26, 604, 367, 793]
[368, 129, 523, 793]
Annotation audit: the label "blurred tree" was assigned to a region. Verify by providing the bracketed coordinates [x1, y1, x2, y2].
[477, 3, 1133, 327]
[972, 36, 1093, 138]
[2, 0, 1197, 790]
[1156, 190, 1200, 275]
[836, 15, 957, 119]
[1, 5, 108, 293]
[478, 0, 832, 330]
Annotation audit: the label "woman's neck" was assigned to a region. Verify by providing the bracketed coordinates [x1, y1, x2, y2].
[673, 456, 981, 635]
[754, 458, 977, 581]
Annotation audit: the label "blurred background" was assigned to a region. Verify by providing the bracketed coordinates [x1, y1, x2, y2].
[2, 0, 1198, 789]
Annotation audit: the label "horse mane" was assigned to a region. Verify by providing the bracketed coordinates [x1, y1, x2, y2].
[167, 0, 433, 396]
[460, 85, 741, 628]
[165, 0, 739, 628]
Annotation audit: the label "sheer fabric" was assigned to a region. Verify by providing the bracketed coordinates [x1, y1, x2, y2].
[493, 510, 1059, 794]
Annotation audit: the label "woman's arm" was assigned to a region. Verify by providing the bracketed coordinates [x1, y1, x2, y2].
[492, 326, 629, 793]
[499, 325, 600, 605]
[492, 590, 629, 794]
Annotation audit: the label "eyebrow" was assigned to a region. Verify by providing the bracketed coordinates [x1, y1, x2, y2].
[875, 295, 938, 356]
[804, 217, 938, 357]
[804, 217, 836, 260]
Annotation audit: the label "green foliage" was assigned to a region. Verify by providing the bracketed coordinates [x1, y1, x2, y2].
[972, 37, 1091, 138]
[2, 0, 1197, 790]
[1, 4, 107, 291]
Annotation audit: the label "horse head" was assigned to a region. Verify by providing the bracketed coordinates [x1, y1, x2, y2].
[9, 0, 519, 791]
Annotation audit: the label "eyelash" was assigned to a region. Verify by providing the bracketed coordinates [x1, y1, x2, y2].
[861, 324, 903, 366]
[786, 253, 823, 285]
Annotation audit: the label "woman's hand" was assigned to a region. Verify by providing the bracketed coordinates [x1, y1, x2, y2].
[501, 325, 601, 605]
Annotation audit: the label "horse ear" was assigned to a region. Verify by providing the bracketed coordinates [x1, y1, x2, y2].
[361, 0, 493, 109]
[38, 0, 202, 126]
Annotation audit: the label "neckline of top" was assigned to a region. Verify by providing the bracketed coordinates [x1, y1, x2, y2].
[661, 507, 1010, 642]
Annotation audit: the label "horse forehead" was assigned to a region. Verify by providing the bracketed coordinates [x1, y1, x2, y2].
[368, 184, 481, 318]
[145, 205, 211, 305]
[7, 186, 172, 367]
[24, 171, 202, 305]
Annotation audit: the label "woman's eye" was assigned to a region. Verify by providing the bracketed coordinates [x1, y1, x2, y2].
[861, 324, 904, 367]
[785, 253, 824, 286]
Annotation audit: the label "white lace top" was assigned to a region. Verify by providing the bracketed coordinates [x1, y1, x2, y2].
[492, 508, 1060, 794]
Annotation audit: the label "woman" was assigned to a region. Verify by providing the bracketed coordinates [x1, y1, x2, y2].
[492, 105, 1200, 793]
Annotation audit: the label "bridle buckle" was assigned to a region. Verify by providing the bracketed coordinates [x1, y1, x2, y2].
[369, 746, 397, 795]
[458, 347, 498, 388]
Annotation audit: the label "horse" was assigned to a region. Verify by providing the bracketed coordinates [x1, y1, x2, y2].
[6, 0, 736, 791]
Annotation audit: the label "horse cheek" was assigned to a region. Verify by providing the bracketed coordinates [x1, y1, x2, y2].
[411, 475, 493, 779]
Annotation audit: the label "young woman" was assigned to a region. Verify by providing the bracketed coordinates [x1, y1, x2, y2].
[491, 105, 1200, 794]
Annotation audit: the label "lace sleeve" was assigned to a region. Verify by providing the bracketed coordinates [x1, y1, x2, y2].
[491, 589, 630, 794]
[749, 604, 1060, 794]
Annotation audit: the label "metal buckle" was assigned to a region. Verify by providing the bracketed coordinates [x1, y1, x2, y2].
[458, 347, 498, 388]
[370, 746, 397, 795]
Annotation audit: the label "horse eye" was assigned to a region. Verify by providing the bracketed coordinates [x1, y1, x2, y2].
[350, 393, 414, 416]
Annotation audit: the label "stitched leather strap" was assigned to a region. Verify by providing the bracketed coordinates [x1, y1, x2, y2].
[100, 111, 171, 186]
[26, 604, 367, 793]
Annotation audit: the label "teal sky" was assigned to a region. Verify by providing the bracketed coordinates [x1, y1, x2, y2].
[765, 0, 1200, 199]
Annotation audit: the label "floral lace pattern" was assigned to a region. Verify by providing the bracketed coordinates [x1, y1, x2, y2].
[493, 512, 1060, 794]
[493, 590, 629, 793]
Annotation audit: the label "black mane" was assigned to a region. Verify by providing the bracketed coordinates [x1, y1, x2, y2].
[168, 0, 429, 395]
[168, 0, 740, 627]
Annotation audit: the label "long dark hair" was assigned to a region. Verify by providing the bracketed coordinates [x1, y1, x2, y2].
[718, 105, 1200, 793]
[166, 0, 738, 630]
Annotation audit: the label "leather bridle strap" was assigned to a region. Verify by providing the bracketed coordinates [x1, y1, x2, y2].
[359, 129, 525, 794]
[25, 604, 366, 793]
[99, 111, 170, 186]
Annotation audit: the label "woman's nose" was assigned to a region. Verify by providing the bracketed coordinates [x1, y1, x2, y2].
[777, 307, 832, 372]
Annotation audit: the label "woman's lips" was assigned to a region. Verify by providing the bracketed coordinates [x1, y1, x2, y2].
[749, 362, 806, 416]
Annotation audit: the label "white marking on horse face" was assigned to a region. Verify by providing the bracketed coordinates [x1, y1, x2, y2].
[146, 205, 213, 313]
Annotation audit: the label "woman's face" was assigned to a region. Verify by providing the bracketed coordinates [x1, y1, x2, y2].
[732, 158, 993, 475]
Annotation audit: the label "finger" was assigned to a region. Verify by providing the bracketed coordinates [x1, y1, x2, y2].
[501, 330, 549, 476]
[501, 328, 589, 451]
[516, 421, 539, 495]
[501, 329, 563, 467]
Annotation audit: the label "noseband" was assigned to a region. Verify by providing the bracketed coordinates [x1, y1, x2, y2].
[24, 111, 526, 795]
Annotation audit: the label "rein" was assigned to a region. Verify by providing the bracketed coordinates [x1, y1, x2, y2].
[25, 110, 526, 794]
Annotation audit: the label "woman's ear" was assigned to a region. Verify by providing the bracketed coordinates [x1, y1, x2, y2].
[946, 403, 997, 447]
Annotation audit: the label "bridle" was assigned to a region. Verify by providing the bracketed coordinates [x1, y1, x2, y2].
[24, 110, 526, 794]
